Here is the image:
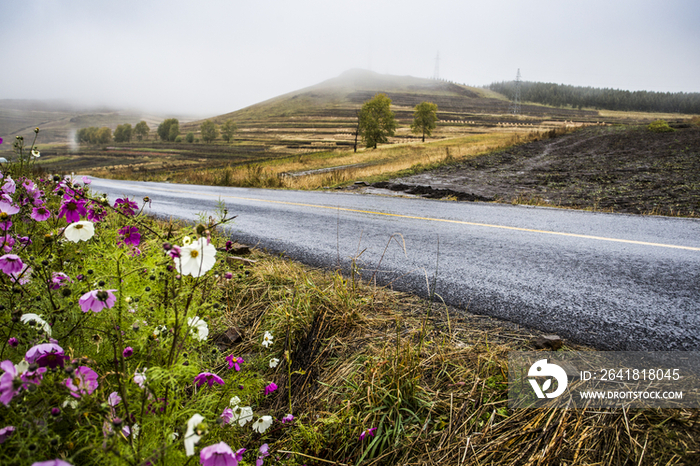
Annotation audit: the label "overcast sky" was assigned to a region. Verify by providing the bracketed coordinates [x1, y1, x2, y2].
[1, 0, 698, 117]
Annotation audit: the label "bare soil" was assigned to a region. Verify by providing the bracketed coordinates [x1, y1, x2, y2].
[372, 124, 700, 216]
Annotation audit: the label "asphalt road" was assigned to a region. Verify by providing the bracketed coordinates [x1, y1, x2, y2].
[89, 177, 700, 351]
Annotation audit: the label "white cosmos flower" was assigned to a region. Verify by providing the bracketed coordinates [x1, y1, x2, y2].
[184, 413, 205, 456]
[175, 237, 217, 278]
[252, 415, 273, 434]
[21, 313, 52, 336]
[229, 396, 241, 407]
[133, 368, 147, 388]
[187, 316, 209, 341]
[64, 221, 95, 243]
[269, 358, 279, 368]
[31, 150, 40, 158]
[230, 405, 253, 426]
[261, 331, 273, 348]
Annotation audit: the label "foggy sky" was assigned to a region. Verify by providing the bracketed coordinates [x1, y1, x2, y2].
[1, 0, 699, 117]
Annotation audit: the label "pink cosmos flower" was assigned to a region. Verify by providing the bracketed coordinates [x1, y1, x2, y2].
[117, 226, 141, 247]
[7, 337, 18, 348]
[281, 414, 294, 424]
[220, 407, 234, 425]
[82, 176, 92, 185]
[255, 444, 270, 466]
[49, 272, 72, 290]
[86, 203, 107, 222]
[200, 442, 244, 466]
[10, 264, 31, 285]
[25, 343, 67, 369]
[0, 360, 21, 406]
[58, 198, 87, 223]
[194, 372, 225, 388]
[0, 220, 12, 231]
[31, 459, 74, 466]
[0, 235, 15, 253]
[30, 206, 51, 221]
[0, 425, 15, 444]
[79, 289, 117, 313]
[108, 391, 122, 407]
[114, 197, 139, 216]
[264, 382, 278, 396]
[122, 347, 133, 358]
[0, 200, 19, 215]
[0, 254, 24, 275]
[64, 366, 99, 398]
[20, 366, 47, 388]
[225, 355, 244, 371]
[1, 177, 15, 194]
[359, 427, 377, 441]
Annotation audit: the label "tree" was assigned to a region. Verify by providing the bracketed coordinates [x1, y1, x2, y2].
[358, 93, 397, 149]
[410, 102, 438, 142]
[114, 123, 132, 143]
[134, 121, 150, 141]
[186, 132, 195, 143]
[157, 118, 179, 142]
[200, 120, 219, 143]
[221, 119, 237, 142]
[96, 126, 112, 145]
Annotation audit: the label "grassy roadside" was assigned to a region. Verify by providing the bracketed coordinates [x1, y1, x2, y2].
[219, 245, 700, 465]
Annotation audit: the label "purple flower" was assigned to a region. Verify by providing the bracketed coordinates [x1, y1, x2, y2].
[220, 407, 234, 425]
[107, 391, 122, 407]
[0, 360, 20, 406]
[0, 235, 15, 253]
[49, 272, 72, 290]
[7, 337, 18, 348]
[200, 442, 243, 466]
[194, 372, 224, 388]
[281, 414, 294, 424]
[25, 343, 67, 369]
[0, 425, 15, 444]
[64, 366, 99, 398]
[255, 443, 270, 466]
[122, 347, 134, 358]
[0, 200, 20, 215]
[20, 366, 47, 388]
[0, 254, 24, 275]
[225, 355, 244, 371]
[114, 197, 139, 216]
[31, 460, 74, 466]
[117, 226, 141, 247]
[51, 407, 61, 416]
[30, 206, 51, 222]
[264, 382, 278, 396]
[86, 203, 107, 222]
[359, 427, 377, 441]
[58, 198, 87, 223]
[79, 289, 117, 313]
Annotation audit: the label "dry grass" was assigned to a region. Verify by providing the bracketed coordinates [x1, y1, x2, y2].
[216, 248, 699, 466]
[161, 129, 572, 190]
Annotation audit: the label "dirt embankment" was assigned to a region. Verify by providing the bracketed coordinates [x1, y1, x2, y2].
[376, 125, 700, 216]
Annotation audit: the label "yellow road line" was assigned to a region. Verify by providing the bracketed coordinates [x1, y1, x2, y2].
[108, 183, 700, 252]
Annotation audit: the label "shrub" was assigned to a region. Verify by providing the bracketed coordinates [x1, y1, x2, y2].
[186, 132, 195, 143]
[647, 119, 675, 133]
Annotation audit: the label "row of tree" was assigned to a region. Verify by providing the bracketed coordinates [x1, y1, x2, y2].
[76, 121, 150, 144]
[74, 99, 437, 149]
[488, 81, 700, 114]
[354, 94, 438, 150]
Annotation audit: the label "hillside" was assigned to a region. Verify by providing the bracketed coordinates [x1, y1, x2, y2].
[182, 69, 604, 152]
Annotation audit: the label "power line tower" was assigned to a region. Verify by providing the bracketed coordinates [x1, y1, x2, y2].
[433, 52, 440, 80]
[509, 68, 522, 114]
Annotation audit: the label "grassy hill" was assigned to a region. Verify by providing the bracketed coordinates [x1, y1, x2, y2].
[181, 69, 603, 152]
